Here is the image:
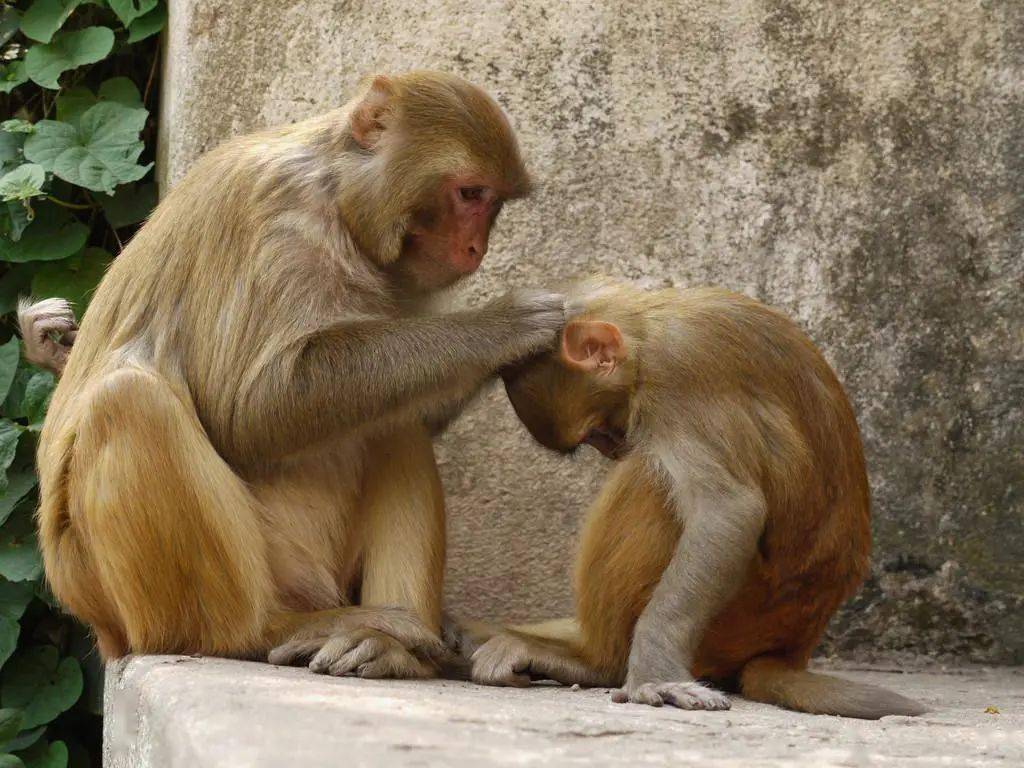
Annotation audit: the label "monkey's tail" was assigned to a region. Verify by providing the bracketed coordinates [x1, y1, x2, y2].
[739, 656, 928, 719]
[16, 297, 78, 376]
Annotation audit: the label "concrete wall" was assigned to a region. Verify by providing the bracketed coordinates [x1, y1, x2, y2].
[160, 0, 1024, 663]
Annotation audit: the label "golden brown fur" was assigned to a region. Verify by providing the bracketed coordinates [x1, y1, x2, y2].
[459, 279, 925, 718]
[33, 71, 566, 677]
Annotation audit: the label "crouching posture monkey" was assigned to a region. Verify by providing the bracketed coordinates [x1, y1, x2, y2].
[456, 280, 926, 718]
[27, 71, 567, 678]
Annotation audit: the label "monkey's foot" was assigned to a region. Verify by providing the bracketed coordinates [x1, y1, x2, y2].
[612, 681, 731, 710]
[469, 634, 533, 687]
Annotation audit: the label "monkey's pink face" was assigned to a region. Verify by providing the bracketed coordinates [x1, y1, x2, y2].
[400, 176, 505, 290]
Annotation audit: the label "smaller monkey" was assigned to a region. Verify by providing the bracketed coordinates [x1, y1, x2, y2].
[455, 279, 926, 719]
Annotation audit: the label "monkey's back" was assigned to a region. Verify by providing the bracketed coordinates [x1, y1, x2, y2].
[640, 288, 871, 674]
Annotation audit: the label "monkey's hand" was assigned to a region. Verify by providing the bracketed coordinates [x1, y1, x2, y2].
[468, 633, 534, 687]
[484, 289, 567, 362]
[268, 607, 448, 679]
[612, 679, 731, 710]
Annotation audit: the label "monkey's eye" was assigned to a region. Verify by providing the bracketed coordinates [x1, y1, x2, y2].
[459, 186, 485, 201]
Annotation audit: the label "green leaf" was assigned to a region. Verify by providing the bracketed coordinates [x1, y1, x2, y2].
[108, 0, 157, 29]
[0, 420, 23, 492]
[56, 78, 143, 128]
[0, 123, 33, 136]
[0, 166, 45, 203]
[0, 133, 25, 173]
[0, 578, 36, 621]
[0, 754, 26, 768]
[24, 27, 114, 90]
[0, 340, 20, 406]
[25, 102, 150, 194]
[0, 7, 20, 48]
[1, 647, 83, 729]
[0, 203, 88, 263]
[31, 248, 109, 314]
[0, 708, 23, 745]
[0, 474, 37, 530]
[0, 615, 19, 668]
[0, 505, 41, 583]
[17, 740, 68, 768]
[0, 62, 28, 96]
[18, 372, 55, 430]
[0, 726, 44, 754]
[19, 0, 83, 44]
[3, 203, 32, 243]
[101, 181, 155, 228]
[127, 2, 165, 43]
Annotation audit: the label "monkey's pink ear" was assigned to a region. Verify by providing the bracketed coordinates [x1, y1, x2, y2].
[351, 75, 396, 150]
[561, 320, 626, 374]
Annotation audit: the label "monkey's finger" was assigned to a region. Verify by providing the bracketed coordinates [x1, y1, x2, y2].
[268, 637, 326, 666]
[660, 683, 731, 711]
[612, 686, 665, 707]
[316, 634, 388, 676]
[358, 647, 435, 680]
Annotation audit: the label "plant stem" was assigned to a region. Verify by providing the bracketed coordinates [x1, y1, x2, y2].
[46, 195, 94, 211]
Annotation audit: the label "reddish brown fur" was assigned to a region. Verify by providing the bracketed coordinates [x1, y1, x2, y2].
[466, 280, 924, 718]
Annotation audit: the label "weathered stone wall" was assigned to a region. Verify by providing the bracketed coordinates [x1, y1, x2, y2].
[161, 0, 1024, 663]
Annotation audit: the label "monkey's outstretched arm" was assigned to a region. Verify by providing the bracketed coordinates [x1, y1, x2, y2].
[616, 447, 766, 709]
[232, 291, 564, 463]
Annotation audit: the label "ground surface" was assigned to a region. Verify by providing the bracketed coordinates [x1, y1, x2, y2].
[104, 656, 1023, 767]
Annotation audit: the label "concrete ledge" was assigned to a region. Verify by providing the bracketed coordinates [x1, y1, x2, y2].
[104, 656, 1022, 767]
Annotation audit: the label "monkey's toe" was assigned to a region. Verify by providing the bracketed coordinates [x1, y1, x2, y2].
[661, 682, 731, 711]
[613, 681, 730, 710]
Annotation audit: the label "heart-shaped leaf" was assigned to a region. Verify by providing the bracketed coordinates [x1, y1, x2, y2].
[0, 133, 25, 173]
[0, 708, 23, 745]
[0, 505, 42, 582]
[0, 615, 19, 668]
[0, 7, 20, 48]
[108, 0, 157, 29]
[0, 420, 23, 493]
[24, 102, 150, 193]
[16, 739, 67, 768]
[0, 339, 20, 405]
[0, 165, 45, 203]
[17, 372, 56, 430]
[56, 78, 143, 128]
[19, 0, 83, 44]
[0, 202, 88, 263]
[24, 27, 114, 90]
[1, 647, 83, 729]
[1, 122, 33, 136]
[0, 578, 36, 621]
[127, 2, 165, 44]
[0, 62, 27, 95]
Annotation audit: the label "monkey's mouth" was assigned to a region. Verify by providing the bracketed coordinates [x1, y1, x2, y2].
[582, 425, 628, 460]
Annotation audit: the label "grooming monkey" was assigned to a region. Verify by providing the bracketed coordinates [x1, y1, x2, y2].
[456, 280, 926, 718]
[23, 71, 567, 678]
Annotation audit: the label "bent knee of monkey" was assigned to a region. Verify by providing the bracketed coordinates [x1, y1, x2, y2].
[70, 367, 273, 656]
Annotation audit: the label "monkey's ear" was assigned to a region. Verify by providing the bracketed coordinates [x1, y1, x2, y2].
[561, 320, 626, 375]
[351, 75, 396, 150]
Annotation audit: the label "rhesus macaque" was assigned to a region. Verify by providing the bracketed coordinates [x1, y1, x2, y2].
[27, 71, 567, 679]
[454, 280, 926, 718]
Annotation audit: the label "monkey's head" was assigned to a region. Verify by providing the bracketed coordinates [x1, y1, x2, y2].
[344, 71, 532, 292]
[503, 303, 638, 461]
